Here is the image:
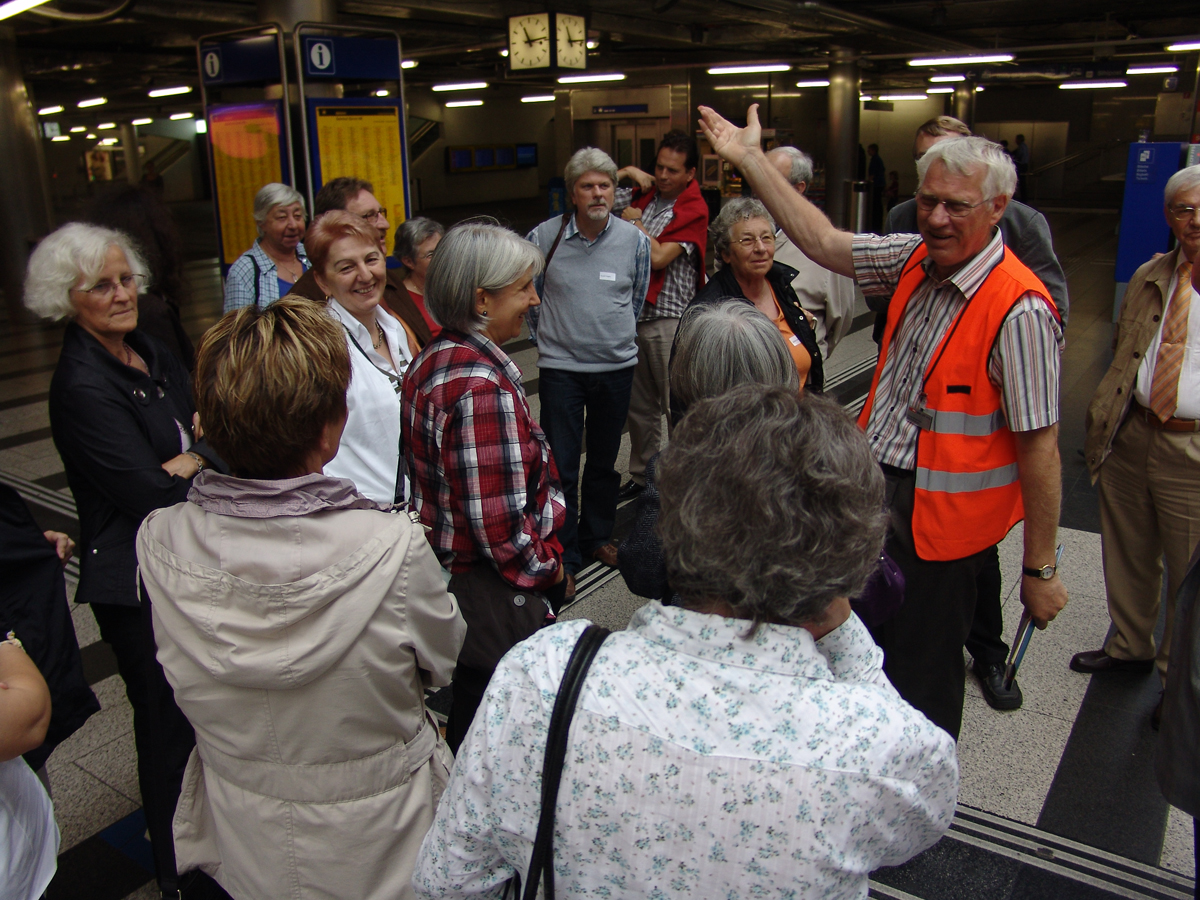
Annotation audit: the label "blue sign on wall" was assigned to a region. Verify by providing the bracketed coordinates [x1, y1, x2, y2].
[1115, 142, 1184, 284]
[303, 36, 399, 80]
[200, 36, 280, 85]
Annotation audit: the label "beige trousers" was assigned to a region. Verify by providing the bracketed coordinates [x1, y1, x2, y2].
[1097, 409, 1200, 680]
[626, 316, 679, 484]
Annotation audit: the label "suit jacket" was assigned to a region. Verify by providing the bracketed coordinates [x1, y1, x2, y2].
[884, 197, 1070, 326]
[289, 269, 433, 349]
[1083, 251, 1177, 481]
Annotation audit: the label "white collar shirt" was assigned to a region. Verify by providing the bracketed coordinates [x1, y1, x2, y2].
[1134, 247, 1200, 418]
[413, 602, 958, 899]
[324, 300, 413, 504]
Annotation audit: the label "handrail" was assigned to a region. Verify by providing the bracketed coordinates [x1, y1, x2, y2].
[1030, 139, 1126, 177]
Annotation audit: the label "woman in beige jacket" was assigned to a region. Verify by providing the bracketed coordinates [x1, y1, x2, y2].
[136, 298, 466, 900]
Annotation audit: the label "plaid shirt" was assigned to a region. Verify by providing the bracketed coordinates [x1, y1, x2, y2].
[223, 240, 310, 313]
[401, 329, 566, 589]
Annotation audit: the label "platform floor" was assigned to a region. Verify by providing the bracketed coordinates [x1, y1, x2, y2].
[1, 203, 1193, 900]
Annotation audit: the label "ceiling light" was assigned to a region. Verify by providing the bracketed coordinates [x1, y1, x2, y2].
[195, 119, 207, 134]
[521, 95, 555, 103]
[714, 84, 769, 91]
[975, 85, 984, 92]
[908, 54, 1013, 66]
[131, 117, 152, 126]
[927, 86, 954, 94]
[1127, 65, 1178, 75]
[0, 0, 53, 22]
[499, 49, 508, 57]
[100, 137, 118, 145]
[69, 125, 86, 133]
[148, 86, 191, 98]
[586, 40, 598, 49]
[877, 94, 929, 101]
[85, 133, 96, 139]
[794, 79, 830, 88]
[373, 89, 390, 97]
[1059, 81, 1126, 90]
[929, 74, 966, 83]
[445, 99, 483, 108]
[77, 96, 106, 108]
[51, 135, 70, 142]
[432, 81, 487, 92]
[97, 122, 115, 129]
[1166, 41, 1200, 52]
[707, 64, 790, 75]
[558, 72, 625, 84]
[401, 59, 417, 69]
[751, 91, 803, 98]
[170, 111, 195, 120]
[859, 95, 872, 101]
[37, 105, 63, 115]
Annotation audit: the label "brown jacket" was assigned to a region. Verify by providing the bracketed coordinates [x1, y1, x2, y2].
[290, 268, 433, 351]
[1084, 251, 1180, 482]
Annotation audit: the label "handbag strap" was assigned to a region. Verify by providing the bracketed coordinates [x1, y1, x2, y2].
[521, 623, 611, 900]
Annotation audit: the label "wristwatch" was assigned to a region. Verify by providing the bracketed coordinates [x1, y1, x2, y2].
[1022, 563, 1056, 580]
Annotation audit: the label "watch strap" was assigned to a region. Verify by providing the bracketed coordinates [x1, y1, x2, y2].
[1022, 564, 1054, 579]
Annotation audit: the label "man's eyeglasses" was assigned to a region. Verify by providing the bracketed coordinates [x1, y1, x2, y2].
[915, 193, 993, 217]
[358, 209, 386, 223]
[1168, 205, 1200, 221]
[72, 273, 146, 300]
[735, 234, 776, 249]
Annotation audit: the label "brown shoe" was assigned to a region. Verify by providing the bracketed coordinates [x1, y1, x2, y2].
[564, 572, 576, 603]
[592, 543, 619, 568]
[1069, 649, 1155, 674]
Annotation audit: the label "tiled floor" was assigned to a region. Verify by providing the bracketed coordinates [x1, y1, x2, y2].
[3, 201, 1194, 899]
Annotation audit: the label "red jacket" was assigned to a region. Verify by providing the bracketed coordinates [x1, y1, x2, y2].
[631, 178, 709, 306]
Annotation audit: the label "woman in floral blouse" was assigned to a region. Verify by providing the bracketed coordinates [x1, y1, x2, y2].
[414, 384, 958, 899]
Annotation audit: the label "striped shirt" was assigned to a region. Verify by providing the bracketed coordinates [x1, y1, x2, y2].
[615, 187, 698, 320]
[853, 230, 1063, 471]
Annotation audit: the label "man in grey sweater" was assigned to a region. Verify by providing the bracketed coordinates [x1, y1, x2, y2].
[527, 147, 651, 574]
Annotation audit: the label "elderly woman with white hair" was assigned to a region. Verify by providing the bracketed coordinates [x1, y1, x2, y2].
[402, 221, 568, 753]
[25, 222, 223, 896]
[223, 182, 310, 312]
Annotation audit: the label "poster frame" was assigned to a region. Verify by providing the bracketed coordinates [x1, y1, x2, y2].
[303, 97, 409, 222]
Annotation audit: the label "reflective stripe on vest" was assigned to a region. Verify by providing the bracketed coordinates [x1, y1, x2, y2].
[915, 462, 1019, 493]
[924, 408, 1008, 436]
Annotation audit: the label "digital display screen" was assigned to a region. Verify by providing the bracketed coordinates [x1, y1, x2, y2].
[474, 147, 495, 168]
[448, 148, 473, 170]
[516, 143, 538, 167]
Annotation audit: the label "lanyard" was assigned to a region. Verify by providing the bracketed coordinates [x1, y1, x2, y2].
[342, 324, 402, 395]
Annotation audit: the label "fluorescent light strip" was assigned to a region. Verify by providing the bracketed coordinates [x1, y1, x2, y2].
[0, 0, 53, 22]
[169, 111, 195, 120]
[1167, 41, 1200, 52]
[929, 74, 966, 83]
[69, 125, 86, 133]
[975, 85, 984, 92]
[558, 73, 625, 84]
[131, 117, 152, 126]
[707, 64, 790, 75]
[432, 81, 487, 92]
[51, 135, 70, 142]
[1059, 81, 1126, 90]
[77, 97, 106, 108]
[521, 95, 555, 103]
[751, 92, 803, 98]
[586, 40, 598, 49]
[37, 105, 63, 115]
[1127, 65, 1178, 74]
[445, 100, 483, 108]
[373, 89, 390, 97]
[714, 84, 769, 90]
[908, 54, 1013, 66]
[795, 79, 830, 87]
[148, 86, 191, 98]
[85, 133, 96, 139]
[97, 122, 115, 129]
[927, 86, 954, 94]
[876, 94, 929, 101]
[859, 95, 872, 101]
[100, 138, 117, 145]
[401, 60, 417, 69]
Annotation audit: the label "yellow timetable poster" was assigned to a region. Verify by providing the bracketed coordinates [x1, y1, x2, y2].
[314, 106, 408, 231]
[210, 103, 284, 266]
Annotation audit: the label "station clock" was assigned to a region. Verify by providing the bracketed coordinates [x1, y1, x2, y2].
[507, 12, 588, 72]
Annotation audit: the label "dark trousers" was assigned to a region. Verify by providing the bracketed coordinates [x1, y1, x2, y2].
[965, 546, 1010, 668]
[539, 366, 635, 573]
[867, 470, 994, 740]
[445, 664, 494, 755]
[91, 602, 196, 896]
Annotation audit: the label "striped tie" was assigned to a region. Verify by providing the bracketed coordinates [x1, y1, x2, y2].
[1149, 261, 1194, 422]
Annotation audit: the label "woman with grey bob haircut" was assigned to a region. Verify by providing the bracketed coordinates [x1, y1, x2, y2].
[564, 146, 618, 197]
[659, 384, 888, 629]
[710, 197, 774, 259]
[916, 135, 1017, 201]
[423, 221, 543, 332]
[223, 182, 310, 312]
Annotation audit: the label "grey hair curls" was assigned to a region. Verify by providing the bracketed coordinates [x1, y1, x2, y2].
[563, 147, 618, 198]
[24, 222, 149, 321]
[768, 146, 814, 187]
[252, 183, 305, 236]
[657, 384, 887, 632]
[916, 135, 1016, 201]
[711, 197, 775, 259]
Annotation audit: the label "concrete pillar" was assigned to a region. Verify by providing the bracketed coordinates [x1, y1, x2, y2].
[256, 0, 335, 31]
[119, 123, 140, 184]
[954, 81, 976, 129]
[825, 47, 860, 231]
[0, 26, 52, 320]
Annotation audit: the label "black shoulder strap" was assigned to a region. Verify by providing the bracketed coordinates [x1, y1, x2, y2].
[250, 255, 261, 308]
[519, 624, 611, 900]
[541, 212, 572, 272]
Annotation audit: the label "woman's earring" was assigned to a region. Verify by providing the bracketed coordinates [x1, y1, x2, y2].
[481, 308, 489, 317]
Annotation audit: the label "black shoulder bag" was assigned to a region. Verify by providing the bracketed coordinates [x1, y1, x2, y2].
[503, 623, 611, 900]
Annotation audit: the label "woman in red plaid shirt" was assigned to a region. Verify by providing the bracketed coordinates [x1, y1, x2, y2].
[402, 222, 569, 752]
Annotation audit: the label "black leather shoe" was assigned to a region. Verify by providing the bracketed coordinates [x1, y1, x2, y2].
[973, 661, 1023, 711]
[1152, 691, 1164, 732]
[617, 480, 645, 502]
[1069, 649, 1155, 674]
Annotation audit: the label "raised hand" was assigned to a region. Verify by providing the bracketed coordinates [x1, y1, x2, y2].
[697, 103, 762, 167]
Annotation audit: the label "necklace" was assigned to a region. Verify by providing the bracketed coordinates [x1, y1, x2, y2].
[372, 321, 385, 349]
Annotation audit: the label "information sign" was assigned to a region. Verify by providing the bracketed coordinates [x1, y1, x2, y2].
[208, 102, 288, 266]
[309, 101, 409, 226]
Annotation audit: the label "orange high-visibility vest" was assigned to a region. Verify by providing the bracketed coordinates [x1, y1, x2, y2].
[858, 243, 1058, 561]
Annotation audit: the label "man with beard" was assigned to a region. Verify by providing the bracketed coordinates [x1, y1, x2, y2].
[527, 148, 651, 576]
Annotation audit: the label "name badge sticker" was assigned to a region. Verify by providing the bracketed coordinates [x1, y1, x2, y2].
[788, 334, 801, 346]
[599, 271, 617, 281]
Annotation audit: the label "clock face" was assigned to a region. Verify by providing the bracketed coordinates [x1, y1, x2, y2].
[555, 13, 587, 69]
[508, 13, 551, 70]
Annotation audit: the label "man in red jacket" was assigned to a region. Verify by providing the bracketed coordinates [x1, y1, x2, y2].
[614, 131, 710, 506]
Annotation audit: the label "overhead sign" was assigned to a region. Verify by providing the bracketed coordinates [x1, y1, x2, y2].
[302, 36, 400, 80]
[305, 38, 335, 75]
[309, 100, 409, 228]
[208, 102, 288, 267]
[200, 36, 279, 85]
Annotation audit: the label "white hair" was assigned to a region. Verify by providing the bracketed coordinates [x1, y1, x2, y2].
[711, 197, 775, 258]
[563, 147, 618, 198]
[1165, 165, 1200, 206]
[252, 183, 306, 236]
[24, 222, 149, 321]
[768, 146, 814, 187]
[917, 135, 1017, 201]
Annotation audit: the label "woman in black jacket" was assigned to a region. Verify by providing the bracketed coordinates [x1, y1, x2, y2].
[24, 222, 224, 898]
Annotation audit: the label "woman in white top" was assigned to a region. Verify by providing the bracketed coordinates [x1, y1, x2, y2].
[305, 210, 414, 504]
